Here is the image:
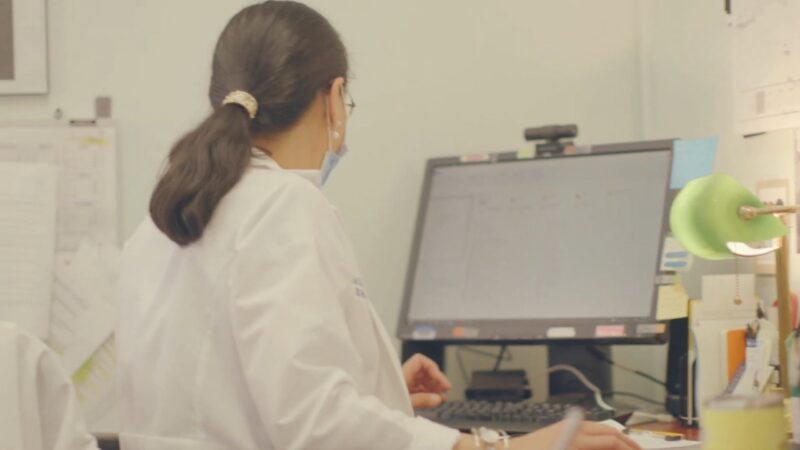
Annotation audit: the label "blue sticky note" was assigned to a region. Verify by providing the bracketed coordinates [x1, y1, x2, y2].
[670, 137, 718, 189]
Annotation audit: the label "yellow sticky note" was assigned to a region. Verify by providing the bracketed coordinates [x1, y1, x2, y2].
[80, 136, 107, 146]
[516, 147, 535, 159]
[657, 284, 689, 320]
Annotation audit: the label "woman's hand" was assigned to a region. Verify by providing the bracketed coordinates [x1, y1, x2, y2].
[402, 353, 452, 409]
[510, 420, 642, 450]
[453, 421, 642, 450]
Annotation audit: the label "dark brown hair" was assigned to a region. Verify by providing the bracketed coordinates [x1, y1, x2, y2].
[150, 1, 348, 246]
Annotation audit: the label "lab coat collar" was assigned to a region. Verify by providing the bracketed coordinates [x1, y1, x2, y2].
[250, 149, 323, 189]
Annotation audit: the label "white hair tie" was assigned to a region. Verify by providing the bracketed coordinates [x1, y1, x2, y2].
[222, 90, 258, 119]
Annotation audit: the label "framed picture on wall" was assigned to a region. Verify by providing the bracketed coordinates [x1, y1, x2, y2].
[0, 0, 48, 94]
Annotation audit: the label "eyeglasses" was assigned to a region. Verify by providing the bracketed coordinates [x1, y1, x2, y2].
[344, 89, 356, 116]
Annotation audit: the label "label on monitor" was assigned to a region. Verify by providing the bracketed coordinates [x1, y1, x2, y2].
[546, 327, 576, 338]
[451, 326, 479, 338]
[412, 325, 437, 340]
[595, 325, 626, 337]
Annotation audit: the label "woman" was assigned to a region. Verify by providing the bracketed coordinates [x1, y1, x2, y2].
[116, 2, 641, 449]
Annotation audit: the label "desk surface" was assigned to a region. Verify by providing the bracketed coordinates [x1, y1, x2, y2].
[632, 420, 700, 441]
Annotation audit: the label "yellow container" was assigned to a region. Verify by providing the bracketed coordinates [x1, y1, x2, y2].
[703, 395, 787, 450]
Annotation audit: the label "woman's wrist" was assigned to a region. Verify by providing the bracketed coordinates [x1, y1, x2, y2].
[453, 428, 511, 450]
[453, 433, 477, 450]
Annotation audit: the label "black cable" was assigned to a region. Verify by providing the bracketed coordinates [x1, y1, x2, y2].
[586, 345, 667, 388]
[455, 347, 470, 384]
[493, 345, 507, 371]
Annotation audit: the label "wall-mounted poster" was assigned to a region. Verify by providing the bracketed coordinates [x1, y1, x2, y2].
[0, 0, 47, 94]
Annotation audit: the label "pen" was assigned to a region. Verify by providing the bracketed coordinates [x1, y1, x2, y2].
[624, 428, 684, 441]
[551, 407, 584, 450]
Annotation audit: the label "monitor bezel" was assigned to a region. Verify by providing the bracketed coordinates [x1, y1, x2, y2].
[396, 139, 677, 345]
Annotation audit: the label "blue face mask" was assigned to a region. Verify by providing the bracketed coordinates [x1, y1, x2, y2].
[321, 87, 349, 185]
[320, 143, 347, 185]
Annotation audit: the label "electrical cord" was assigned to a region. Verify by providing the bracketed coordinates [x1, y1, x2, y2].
[454, 347, 654, 413]
[586, 345, 667, 388]
[493, 345, 508, 371]
[456, 347, 470, 385]
[547, 364, 615, 411]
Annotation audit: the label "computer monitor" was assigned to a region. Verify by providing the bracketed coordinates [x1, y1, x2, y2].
[397, 140, 675, 344]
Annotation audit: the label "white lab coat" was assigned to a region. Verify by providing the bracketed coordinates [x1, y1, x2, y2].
[0, 322, 99, 450]
[116, 154, 459, 450]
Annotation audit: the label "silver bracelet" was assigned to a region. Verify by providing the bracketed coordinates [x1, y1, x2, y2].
[470, 427, 510, 450]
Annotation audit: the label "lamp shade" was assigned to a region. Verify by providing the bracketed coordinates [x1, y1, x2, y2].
[670, 174, 788, 260]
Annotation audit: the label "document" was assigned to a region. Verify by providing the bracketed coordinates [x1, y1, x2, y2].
[0, 124, 118, 257]
[0, 162, 58, 338]
[73, 336, 118, 427]
[732, 0, 800, 134]
[48, 239, 120, 374]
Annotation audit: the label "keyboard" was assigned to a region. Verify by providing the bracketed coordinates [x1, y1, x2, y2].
[416, 400, 616, 434]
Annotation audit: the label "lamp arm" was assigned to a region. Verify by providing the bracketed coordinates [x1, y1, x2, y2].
[737, 205, 796, 397]
[739, 204, 800, 220]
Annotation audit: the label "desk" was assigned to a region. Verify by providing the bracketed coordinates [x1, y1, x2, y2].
[631, 420, 699, 442]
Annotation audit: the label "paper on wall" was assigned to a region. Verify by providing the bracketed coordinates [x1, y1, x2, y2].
[0, 124, 118, 257]
[73, 336, 117, 427]
[732, 0, 800, 134]
[48, 239, 120, 374]
[795, 130, 800, 254]
[0, 162, 58, 338]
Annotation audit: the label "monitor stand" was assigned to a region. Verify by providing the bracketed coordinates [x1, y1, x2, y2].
[548, 344, 612, 399]
[400, 341, 612, 399]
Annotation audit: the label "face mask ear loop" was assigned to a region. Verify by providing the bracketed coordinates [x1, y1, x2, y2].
[324, 95, 333, 168]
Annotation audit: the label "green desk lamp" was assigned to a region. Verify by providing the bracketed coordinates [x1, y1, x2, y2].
[671, 173, 795, 396]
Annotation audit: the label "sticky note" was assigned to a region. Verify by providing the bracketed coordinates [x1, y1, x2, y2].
[656, 284, 689, 320]
[660, 237, 693, 272]
[516, 147, 535, 159]
[636, 323, 667, 334]
[670, 137, 718, 189]
[595, 325, 626, 337]
[412, 326, 437, 340]
[546, 327, 576, 338]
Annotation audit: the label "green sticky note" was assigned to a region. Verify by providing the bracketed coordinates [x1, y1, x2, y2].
[670, 174, 788, 260]
[516, 147, 535, 159]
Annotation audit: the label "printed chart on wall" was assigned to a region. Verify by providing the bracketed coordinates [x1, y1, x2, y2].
[732, 0, 800, 134]
[0, 122, 120, 428]
[796, 129, 800, 253]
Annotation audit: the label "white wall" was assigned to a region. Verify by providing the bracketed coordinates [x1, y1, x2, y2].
[0, 0, 643, 331]
[1, 0, 652, 419]
[617, 0, 798, 406]
[6, 0, 790, 422]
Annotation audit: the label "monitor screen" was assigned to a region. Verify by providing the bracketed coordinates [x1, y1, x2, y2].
[398, 142, 673, 342]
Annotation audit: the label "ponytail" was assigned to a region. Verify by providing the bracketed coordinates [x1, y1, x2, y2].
[149, 105, 252, 246]
[149, 1, 348, 246]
